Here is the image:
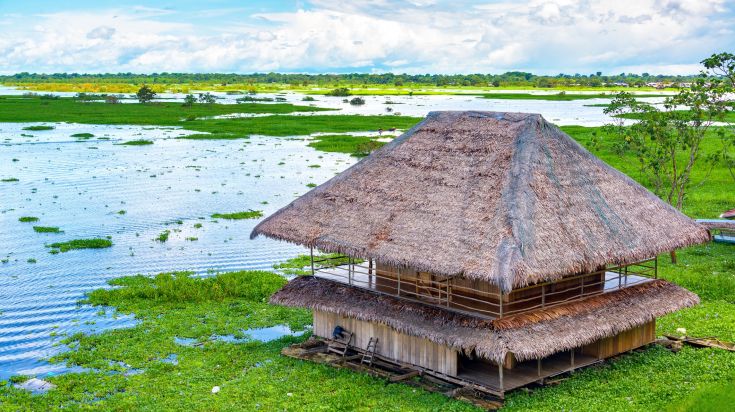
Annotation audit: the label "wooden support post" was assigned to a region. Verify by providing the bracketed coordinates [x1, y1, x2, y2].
[537, 358, 542, 377]
[670, 250, 677, 264]
[581, 276, 585, 296]
[499, 293, 504, 318]
[498, 363, 504, 392]
[571, 350, 575, 369]
[310, 247, 315, 276]
[368, 259, 373, 288]
[654, 256, 658, 279]
[349, 258, 353, 286]
[541, 285, 546, 309]
[397, 269, 401, 296]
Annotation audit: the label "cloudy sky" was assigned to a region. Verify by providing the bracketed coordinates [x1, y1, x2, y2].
[0, 0, 733, 75]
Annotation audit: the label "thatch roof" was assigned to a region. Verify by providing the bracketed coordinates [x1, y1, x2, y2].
[253, 111, 709, 292]
[272, 276, 699, 363]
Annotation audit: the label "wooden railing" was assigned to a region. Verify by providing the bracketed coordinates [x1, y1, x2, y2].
[309, 249, 657, 320]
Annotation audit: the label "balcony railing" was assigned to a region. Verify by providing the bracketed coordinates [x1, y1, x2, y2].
[309, 249, 657, 320]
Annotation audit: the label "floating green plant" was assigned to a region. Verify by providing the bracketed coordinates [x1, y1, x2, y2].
[119, 139, 154, 145]
[33, 226, 63, 233]
[47, 238, 113, 253]
[211, 210, 263, 220]
[156, 230, 171, 242]
[18, 216, 39, 223]
[22, 125, 54, 131]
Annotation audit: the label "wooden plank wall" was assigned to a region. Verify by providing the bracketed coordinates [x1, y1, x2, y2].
[313, 310, 458, 376]
[582, 320, 656, 359]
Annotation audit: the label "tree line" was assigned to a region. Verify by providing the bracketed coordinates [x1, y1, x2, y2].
[0, 71, 699, 88]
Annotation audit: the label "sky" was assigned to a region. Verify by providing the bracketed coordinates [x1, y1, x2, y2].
[0, 0, 733, 75]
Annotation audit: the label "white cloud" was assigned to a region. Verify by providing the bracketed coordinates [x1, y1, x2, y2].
[0, 0, 732, 74]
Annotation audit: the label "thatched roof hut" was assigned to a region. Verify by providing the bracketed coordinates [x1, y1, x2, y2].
[253, 111, 709, 293]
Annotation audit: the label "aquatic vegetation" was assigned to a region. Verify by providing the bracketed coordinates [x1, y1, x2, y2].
[211, 210, 263, 220]
[193, 223, 203, 229]
[1, 177, 19, 182]
[47, 238, 113, 253]
[0, 270, 477, 410]
[325, 87, 351, 96]
[119, 139, 154, 145]
[33, 226, 63, 233]
[155, 230, 171, 242]
[22, 125, 54, 131]
[117, 210, 126, 215]
[18, 216, 39, 222]
[27, 258, 36, 264]
[306, 183, 317, 188]
[71, 133, 94, 138]
[308, 134, 387, 157]
[185, 237, 198, 241]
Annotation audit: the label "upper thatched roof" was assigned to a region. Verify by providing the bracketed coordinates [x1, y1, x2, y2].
[272, 276, 699, 363]
[253, 111, 710, 292]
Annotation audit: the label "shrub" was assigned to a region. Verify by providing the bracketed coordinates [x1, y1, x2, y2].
[326, 87, 351, 97]
[349, 97, 366, 106]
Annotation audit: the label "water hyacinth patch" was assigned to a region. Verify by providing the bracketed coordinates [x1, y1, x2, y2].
[47, 238, 113, 253]
[211, 210, 263, 220]
[33, 226, 63, 233]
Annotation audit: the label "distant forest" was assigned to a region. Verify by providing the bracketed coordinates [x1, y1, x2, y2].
[0, 71, 699, 88]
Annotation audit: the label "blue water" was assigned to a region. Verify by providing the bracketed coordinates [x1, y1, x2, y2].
[0, 122, 354, 379]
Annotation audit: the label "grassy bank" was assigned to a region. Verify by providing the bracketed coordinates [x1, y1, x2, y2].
[561, 126, 732, 218]
[0, 271, 475, 410]
[0, 95, 421, 139]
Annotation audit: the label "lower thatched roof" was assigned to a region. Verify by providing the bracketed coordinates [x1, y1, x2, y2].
[271, 276, 698, 364]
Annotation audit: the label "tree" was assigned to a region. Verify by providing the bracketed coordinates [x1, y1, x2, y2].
[136, 85, 156, 103]
[602, 53, 733, 210]
[197, 92, 216, 104]
[182, 94, 196, 107]
[701, 52, 735, 182]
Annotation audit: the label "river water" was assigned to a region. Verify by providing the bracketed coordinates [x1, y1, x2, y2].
[0, 87, 659, 379]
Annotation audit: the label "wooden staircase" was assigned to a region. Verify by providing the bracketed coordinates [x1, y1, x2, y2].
[361, 337, 379, 366]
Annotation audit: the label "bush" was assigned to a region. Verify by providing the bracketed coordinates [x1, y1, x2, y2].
[349, 97, 366, 106]
[326, 87, 351, 97]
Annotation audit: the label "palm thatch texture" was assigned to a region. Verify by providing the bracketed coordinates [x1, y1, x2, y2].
[252, 111, 710, 293]
[271, 276, 699, 364]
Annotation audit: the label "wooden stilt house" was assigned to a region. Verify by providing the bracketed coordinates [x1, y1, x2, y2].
[252, 111, 710, 397]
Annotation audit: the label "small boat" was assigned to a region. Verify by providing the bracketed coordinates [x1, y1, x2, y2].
[721, 208, 735, 219]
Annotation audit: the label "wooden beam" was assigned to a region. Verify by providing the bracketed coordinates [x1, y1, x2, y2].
[389, 370, 421, 382]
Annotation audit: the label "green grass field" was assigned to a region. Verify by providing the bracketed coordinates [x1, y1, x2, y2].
[0, 95, 420, 139]
[0, 98, 733, 410]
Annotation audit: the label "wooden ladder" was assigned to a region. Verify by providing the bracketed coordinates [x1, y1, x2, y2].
[328, 331, 353, 357]
[362, 337, 379, 366]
